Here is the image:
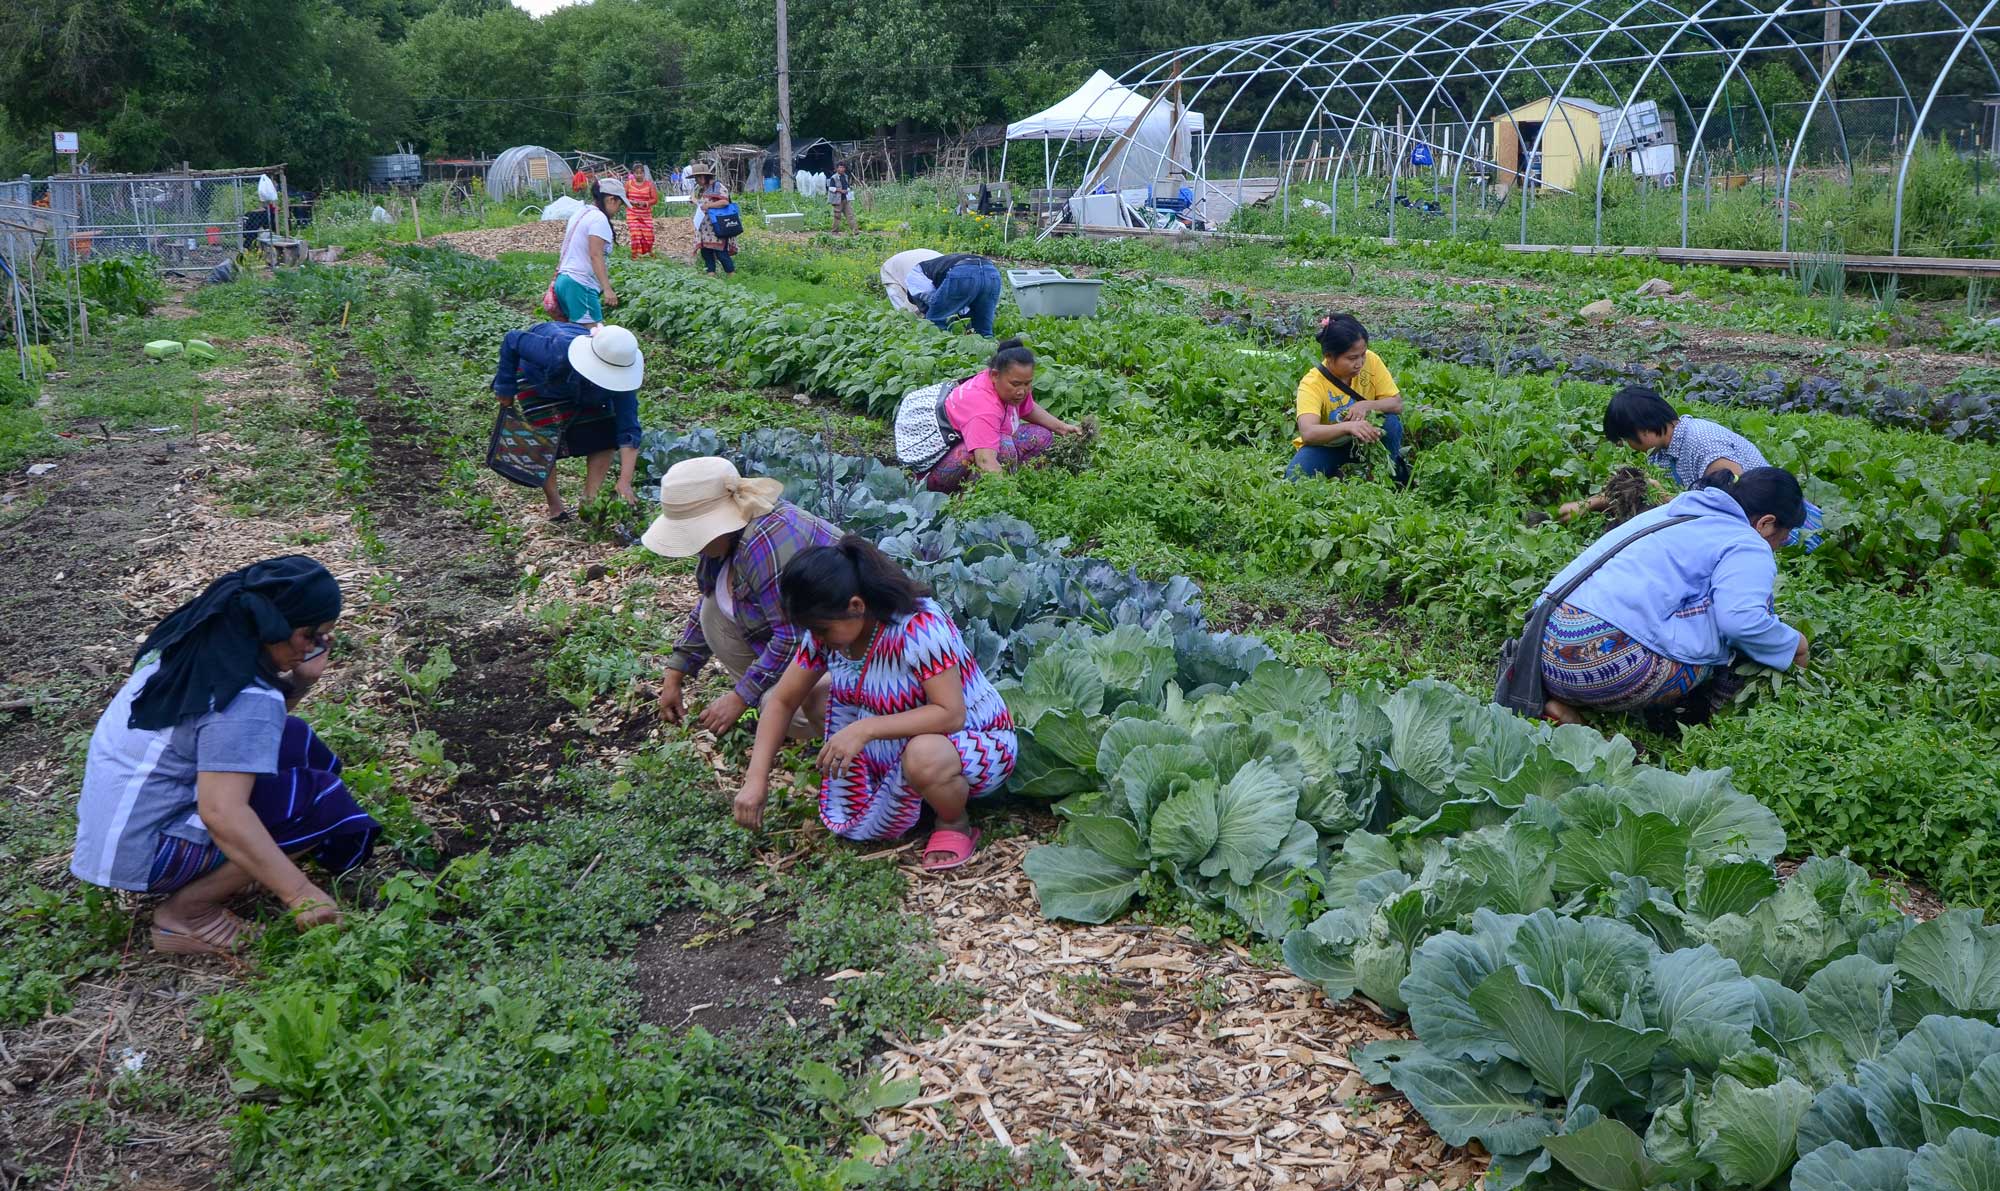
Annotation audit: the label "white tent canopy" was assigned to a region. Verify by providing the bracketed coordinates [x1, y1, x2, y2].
[1006, 70, 1205, 141]
[1003, 70, 1206, 199]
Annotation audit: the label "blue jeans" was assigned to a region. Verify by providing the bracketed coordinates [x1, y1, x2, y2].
[926, 261, 1002, 337]
[1285, 414, 1408, 483]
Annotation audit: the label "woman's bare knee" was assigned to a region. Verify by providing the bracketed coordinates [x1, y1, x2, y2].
[902, 735, 962, 788]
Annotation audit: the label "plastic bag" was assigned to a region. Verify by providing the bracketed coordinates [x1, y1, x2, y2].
[144, 340, 184, 360]
[369, 205, 391, 224]
[256, 174, 279, 203]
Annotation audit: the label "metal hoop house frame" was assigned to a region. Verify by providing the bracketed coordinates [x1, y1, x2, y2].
[1036, 0, 2000, 256]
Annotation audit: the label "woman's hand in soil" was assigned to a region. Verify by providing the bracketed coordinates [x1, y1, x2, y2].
[1558, 500, 1585, 523]
[1053, 421, 1084, 436]
[816, 722, 874, 776]
[657, 671, 685, 724]
[697, 691, 750, 736]
[732, 779, 769, 830]
[285, 883, 342, 930]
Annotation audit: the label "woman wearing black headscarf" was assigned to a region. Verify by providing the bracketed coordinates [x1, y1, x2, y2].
[71, 556, 381, 956]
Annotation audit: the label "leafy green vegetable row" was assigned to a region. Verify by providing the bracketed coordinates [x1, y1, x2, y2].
[1003, 621, 2000, 1191]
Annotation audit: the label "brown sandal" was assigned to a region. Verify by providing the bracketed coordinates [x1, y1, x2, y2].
[150, 908, 257, 956]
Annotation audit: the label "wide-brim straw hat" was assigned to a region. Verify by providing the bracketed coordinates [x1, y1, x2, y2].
[641, 457, 785, 558]
[690, 161, 718, 179]
[567, 325, 644, 392]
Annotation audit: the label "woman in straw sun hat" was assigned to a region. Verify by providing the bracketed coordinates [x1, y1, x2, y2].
[491, 322, 646, 520]
[647, 457, 842, 738]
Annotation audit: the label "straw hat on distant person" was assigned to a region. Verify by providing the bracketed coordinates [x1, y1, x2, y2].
[641, 457, 785, 557]
[690, 161, 718, 179]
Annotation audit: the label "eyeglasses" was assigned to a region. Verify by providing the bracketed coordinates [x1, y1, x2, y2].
[299, 630, 331, 663]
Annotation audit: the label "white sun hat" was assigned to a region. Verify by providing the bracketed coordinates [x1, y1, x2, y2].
[641, 457, 786, 558]
[567, 325, 645, 392]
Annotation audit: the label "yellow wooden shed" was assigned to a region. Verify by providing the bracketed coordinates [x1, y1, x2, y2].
[1491, 97, 1611, 191]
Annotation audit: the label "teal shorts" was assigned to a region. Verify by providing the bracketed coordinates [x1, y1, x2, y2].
[552, 275, 604, 324]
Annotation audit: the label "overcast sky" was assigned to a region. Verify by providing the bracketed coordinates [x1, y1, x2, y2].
[512, 0, 583, 15]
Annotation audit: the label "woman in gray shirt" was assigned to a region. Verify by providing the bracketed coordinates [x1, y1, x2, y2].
[72, 556, 379, 956]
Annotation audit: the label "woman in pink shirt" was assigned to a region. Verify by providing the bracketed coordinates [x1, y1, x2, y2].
[923, 339, 1082, 493]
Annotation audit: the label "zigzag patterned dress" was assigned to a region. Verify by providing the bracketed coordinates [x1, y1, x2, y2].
[795, 598, 1017, 840]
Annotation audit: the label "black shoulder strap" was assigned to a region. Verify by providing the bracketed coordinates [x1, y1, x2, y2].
[1317, 362, 1365, 405]
[1544, 514, 1699, 609]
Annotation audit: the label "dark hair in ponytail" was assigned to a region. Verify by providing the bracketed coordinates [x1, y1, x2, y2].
[1696, 466, 1806, 530]
[781, 535, 931, 626]
[1316, 313, 1368, 357]
[588, 180, 620, 246]
[988, 337, 1036, 374]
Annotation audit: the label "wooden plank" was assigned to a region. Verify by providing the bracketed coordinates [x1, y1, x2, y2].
[1490, 241, 2000, 278]
[1065, 223, 2000, 278]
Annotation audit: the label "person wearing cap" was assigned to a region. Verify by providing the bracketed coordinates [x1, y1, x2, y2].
[491, 322, 647, 519]
[554, 177, 626, 324]
[904, 252, 1004, 338]
[690, 162, 736, 275]
[645, 458, 842, 738]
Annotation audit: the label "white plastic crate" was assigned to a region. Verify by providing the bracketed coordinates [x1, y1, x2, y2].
[1005, 268, 1104, 318]
[763, 212, 805, 231]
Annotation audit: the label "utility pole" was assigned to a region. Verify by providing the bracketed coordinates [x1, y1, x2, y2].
[775, 0, 795, 192]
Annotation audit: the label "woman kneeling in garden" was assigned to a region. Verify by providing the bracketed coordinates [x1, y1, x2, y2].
[644, 456, 842, 738]
[733, 538, 1016, 871]
[901, 338, 1082, 494]
[1536, 468, 1811, 726]
[1286, 314, 1410, 486]
[71, 556, 379, 955]
[1560, 385, 1823, 549]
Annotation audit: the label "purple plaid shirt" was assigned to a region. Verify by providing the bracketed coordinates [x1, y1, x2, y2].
[667, 502, 841, 703]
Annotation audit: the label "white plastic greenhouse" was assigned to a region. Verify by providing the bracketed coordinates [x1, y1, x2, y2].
[486, 146, 572, 202]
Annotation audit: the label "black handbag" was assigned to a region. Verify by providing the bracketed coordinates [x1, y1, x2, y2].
[1493, 515, 1698, 717]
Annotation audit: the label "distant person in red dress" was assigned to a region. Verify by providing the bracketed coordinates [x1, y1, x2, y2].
[571, 167, 589, 194]
[624, 166, 659, 257]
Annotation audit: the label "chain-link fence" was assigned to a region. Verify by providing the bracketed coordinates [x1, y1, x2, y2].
[45, 170, 281, 271]
[0, 201, 77, 378]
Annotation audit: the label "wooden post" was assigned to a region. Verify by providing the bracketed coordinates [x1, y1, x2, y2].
[411, 195, 422, 241]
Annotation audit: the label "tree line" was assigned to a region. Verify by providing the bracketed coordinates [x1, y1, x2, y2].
[0, 0, 1970, 187]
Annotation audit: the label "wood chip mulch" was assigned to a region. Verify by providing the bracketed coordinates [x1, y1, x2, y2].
[873, 836, 1487, 1191]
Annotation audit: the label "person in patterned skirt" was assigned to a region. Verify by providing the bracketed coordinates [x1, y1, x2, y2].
[732, 536, 1015, 870]
[1536, 468, 1812, 727]
[624, 166, 659, 257]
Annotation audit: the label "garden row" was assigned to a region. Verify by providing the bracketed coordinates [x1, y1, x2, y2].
[630, 416, 2000, 1191]
[612, 259, 2000, 914]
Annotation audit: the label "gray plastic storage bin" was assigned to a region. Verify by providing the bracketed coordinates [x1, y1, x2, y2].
[1006, 268, 1104, 318]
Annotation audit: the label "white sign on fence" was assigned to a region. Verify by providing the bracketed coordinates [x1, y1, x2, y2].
[53, 132, 79, 154]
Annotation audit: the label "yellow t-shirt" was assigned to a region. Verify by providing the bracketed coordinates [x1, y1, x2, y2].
[1292, 350, 1399, 449]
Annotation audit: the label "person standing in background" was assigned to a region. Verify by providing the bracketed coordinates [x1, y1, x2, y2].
[691, 162, 738, 275]
[624, 166, 659, 258]
[553, 177, 625, 324]
[827, 161, 857, 233]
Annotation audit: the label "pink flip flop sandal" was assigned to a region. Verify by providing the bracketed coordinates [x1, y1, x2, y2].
[921, 827, 981, 872]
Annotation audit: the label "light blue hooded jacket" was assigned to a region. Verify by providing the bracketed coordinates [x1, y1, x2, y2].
[1539, 486, 1803, 669]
